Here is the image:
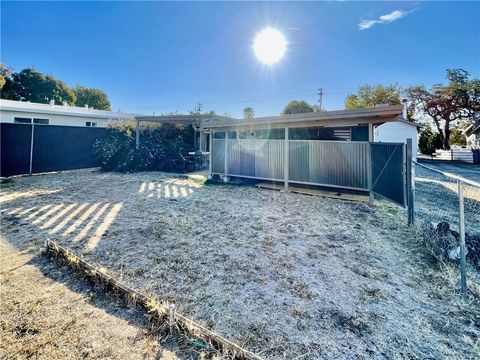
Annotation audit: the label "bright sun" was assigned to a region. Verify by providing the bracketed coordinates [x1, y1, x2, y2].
[253, 28, 287, 64]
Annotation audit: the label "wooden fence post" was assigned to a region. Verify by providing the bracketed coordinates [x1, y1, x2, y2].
[169, 303, 176, 329]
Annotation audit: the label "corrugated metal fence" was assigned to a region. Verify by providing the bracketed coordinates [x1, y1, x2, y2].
[213, 139, 371, 190]
[212, 138, 406, 205]
[289, 141, 370, 190]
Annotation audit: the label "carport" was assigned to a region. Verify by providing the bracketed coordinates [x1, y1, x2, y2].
[202, 105, 409, 206]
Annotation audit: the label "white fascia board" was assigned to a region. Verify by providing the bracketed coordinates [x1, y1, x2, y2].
[204, 105, 403, 129]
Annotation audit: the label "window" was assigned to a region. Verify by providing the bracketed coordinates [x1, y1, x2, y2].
[33, 118, 49, 125]
[13, 117, 49, 125]
[333, 127, 351, 141]
[213, 132, 225, 139]
[86, 121, 97, 127]
[14, 117, 32, 124]
[254, 128, 285, 139]
[227, 131, 237, 139]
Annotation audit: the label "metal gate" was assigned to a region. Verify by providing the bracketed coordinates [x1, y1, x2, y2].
[370, 142, 406, 207]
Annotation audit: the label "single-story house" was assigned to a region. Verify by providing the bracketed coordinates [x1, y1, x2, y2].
[375, 119, 421, 161]
[0, 99, 142, 127]
[463, 112, 480, 150]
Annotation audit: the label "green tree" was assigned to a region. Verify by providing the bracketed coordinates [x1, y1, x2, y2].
[1, 68, 76, 105]
[407, 69, 480, 150]
[418, 124, 441, 154]
[73, 86, 111, 110]
[345, 84, 402, 109]
[449, 127, 467, 147]
[0, 64, 13, 90]
[282, 100, 314, 114]
[243, 107, 254, 120]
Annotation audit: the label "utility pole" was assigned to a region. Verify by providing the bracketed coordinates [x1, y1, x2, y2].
[193, 101, 202, 151]
[317, 88, 323, 111]
[195, 101, 203, 115]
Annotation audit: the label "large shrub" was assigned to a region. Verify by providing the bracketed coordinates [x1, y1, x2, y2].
[418, 125, 442, 154]
[94, 121, 194, 172]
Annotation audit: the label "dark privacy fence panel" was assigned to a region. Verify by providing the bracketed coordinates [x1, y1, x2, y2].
[1, 123, 107, 177]
[32, 125, 107, 173]
[371, 142, 406, 207]
[1, 123, 32, 177]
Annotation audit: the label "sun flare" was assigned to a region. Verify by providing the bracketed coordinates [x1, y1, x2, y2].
[253, 28, 287, 64]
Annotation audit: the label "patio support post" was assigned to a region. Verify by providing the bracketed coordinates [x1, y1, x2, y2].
[284, 127, 289, 191]
[199, 128, 203, 152]
[135, 119, 140, 150]
[223, 131, 229, 183]
[208, 130, 212, 179]
[368, 122, 374, 203]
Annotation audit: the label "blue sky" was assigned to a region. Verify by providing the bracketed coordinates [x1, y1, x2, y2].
[1, 1, 479, 117]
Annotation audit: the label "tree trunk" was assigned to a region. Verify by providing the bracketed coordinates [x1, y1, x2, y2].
[432, 118, 446, 150]
[443, 121, 451, 151]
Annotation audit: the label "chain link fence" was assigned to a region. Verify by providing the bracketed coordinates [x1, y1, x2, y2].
[413, 161, 480, 300]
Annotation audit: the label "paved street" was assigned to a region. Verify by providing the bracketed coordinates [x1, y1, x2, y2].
[418, 159, 480, 184]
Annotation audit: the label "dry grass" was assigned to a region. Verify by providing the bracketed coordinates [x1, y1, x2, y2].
[1, 168, 479, 359]
[1, 239, 160, 359]
[0, 237, 228, 360]
[414, 165, 480, 299]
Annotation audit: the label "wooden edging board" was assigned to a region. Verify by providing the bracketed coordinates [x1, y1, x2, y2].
[44, 240, 264, 360]
[256, 182, 369, 202]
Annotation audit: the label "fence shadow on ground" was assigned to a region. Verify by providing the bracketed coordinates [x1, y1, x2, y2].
[1, 201, 124, 253]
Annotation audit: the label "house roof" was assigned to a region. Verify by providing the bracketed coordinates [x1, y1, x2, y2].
[202, 105, 404, 130]
[391, 118, 422, 128]
[135, 114, 237, 124]
[463, 123, 480, 136]
[0, 99, 143, 120]
[462, 112, 480, 136]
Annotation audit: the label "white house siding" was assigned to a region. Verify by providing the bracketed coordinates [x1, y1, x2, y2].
[0, 109, 111, 127]
[0, 99, 142, 128]
[375, 121, 418, 161]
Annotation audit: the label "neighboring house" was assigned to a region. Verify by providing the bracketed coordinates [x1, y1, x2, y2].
[462, 112, 480, 150]
[0, 99, 142, 127]
[375, 119, 421, 161]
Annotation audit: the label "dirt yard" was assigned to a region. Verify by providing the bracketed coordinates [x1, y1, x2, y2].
[1, 169, 479, 359]
[0, 237, 182, 359]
